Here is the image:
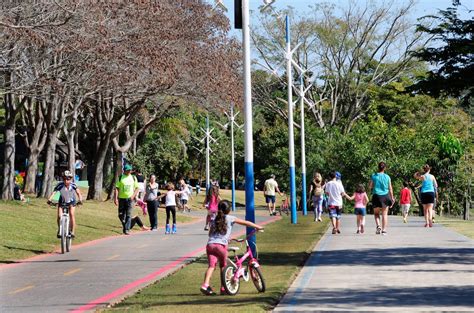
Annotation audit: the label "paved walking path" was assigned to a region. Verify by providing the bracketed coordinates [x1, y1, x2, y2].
[0, 210, 278, 313]
[274, 215, 474, 312]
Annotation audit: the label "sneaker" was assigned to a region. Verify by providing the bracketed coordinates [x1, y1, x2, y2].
[336, 229, 341, 234]
[356, 230, 360, 234]
[124, 231, 130, 235]
[318, 218, 322, 222]
[200, 286, 216, 296]
[151, 228, 157, 232]
[272, 212, 277, 216]
[376, 226, 381, 235]
[360, 225, 364, 234]
[204, 225, 209, 231]
[332, 228, 337, 234]
[381, 230, 387, 236]
[57, 231, 61, 238]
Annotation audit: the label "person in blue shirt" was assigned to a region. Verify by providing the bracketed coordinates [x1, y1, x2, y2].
[368, 162, 394, 235]
[414, 164, 438, 228]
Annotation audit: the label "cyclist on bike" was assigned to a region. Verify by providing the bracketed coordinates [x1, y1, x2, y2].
[47, 170, 83, 238]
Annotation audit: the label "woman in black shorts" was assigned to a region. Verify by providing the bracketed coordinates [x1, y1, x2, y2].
[368, 162, 394, 235]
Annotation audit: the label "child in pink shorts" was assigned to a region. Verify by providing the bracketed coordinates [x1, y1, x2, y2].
[200, 200, 263, 296]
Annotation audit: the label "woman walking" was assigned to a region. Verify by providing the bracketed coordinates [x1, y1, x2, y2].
[145, 174, 160, 231]
[309, 172, 325, 222]
[368, 162, 394, 235]
[414, 165, 438, 227]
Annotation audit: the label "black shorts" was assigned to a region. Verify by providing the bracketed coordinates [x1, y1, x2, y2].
[371, 194, 392, 209]
[421, 192, 435, 204]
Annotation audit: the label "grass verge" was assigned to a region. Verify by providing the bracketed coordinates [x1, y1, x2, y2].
[0, 197, 193, 263]
[437, 214, 474, 239]
[104, 214, 330, 312]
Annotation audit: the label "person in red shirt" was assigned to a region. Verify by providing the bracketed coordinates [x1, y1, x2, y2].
[399, 181, 412, 223]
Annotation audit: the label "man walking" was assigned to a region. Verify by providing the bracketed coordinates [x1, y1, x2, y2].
[264, 174, 282, 216]
[114, 164, 139, 235]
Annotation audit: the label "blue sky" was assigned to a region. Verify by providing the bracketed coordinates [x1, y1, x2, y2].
[219, 0, 470, 30]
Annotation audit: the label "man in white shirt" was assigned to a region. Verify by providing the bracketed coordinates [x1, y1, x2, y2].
[325, 171, 350, 234]
[264, 174, 282, 216]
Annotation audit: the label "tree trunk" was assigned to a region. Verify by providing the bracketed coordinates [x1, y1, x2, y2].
[106, 151, 121, 201]
[87, 135, 111, 200]
[24, 150, 40, 194]
[2, 111, 16, 200]
[40, 129, 60, 197]
[103, 145, 113, 182]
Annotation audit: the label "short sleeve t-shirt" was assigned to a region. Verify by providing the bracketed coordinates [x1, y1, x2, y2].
[181, 185, 191, 200]
[116, 174, 138, 199]
[54, 182, 78, 204]
[264, 179, 278, 196]
[208, 215, 237, 245]
[371, 173, 391, 195]
[400, 188, 411, 204]
[325, 180, 345, 206]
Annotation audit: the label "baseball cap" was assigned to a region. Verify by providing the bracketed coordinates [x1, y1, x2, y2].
[335, 171, 342, 180]
[124, 164, 133, 171]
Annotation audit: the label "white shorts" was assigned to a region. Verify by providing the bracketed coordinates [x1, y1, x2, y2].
[401, 204, 410, 214]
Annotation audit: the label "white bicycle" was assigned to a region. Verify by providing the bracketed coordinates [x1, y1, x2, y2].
[49, 201, 81, 254]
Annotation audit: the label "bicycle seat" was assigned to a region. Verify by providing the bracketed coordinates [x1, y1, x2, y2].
[228, 246, 240, 252]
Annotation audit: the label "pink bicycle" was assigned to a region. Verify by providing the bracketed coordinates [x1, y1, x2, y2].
[222, 230, 266, 296]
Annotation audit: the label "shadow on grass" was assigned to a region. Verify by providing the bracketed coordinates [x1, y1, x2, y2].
[115, 294, 278, 311]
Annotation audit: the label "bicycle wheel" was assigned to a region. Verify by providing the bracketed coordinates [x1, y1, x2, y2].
[60, 217, 67, 254]
[221, 265, 240, 296]
[65, 218, 71, 252]
[249, 264, 266, 292]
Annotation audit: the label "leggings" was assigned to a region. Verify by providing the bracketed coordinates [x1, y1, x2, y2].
[313, 195, 323, 218]
[166, 206, 176, 224]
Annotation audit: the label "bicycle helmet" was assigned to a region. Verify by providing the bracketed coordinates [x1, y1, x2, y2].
[63, 170, 73, 178]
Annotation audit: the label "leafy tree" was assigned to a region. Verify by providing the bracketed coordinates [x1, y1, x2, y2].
[411, 1, 474, 112]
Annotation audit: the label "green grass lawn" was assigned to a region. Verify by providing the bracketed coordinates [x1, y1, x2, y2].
[104, 214, 330, 313]
[437, 211, 474, 239]
[0, 196, 193, 263]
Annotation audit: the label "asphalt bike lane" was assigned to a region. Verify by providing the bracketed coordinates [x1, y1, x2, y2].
[0, 210, 279, 313]
[274, 215, 474, 312]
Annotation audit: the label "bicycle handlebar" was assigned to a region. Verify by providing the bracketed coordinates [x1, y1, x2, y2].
[47, 201, 83, 207]
[229, 229, 264, 243]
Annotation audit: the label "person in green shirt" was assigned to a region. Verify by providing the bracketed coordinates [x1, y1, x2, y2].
[114, 164, 139, 235]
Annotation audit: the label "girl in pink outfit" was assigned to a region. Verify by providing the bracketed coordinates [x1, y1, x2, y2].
[203, 185, 221, 231]
[348, 184, 369, 234]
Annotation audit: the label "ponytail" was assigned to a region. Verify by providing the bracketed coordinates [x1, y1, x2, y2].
[210, 200, 231, 235]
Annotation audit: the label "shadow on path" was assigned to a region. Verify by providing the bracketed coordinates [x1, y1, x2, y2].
[289, 285, 474, 308]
